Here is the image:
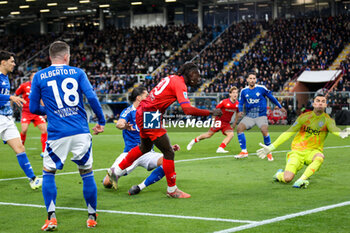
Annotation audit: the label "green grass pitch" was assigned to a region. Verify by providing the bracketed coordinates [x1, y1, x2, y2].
[0, 123, 350, 232]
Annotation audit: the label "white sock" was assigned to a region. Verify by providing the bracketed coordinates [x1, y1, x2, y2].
[167, 185, 177, 193]
[241, 149, 247, 153]
[113, 166, 124, 176]
[138, 182, 146, 190]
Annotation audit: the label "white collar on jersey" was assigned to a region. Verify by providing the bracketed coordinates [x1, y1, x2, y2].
[51, 64, 66, 66]
[131, 104, 137, 111]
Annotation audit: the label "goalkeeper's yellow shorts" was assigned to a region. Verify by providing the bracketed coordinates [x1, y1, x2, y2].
[284, 149, 323, 174]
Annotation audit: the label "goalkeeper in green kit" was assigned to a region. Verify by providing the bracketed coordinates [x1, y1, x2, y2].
[257, 93, 350, 188]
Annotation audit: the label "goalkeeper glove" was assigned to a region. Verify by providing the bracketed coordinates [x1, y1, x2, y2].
[339, 127, 350, 139]
[256, 143, 275, 159]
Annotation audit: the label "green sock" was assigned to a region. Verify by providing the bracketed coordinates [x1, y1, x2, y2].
[301, 157, 324, 180]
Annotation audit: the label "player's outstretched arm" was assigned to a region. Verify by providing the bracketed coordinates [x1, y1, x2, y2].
[181, 103, 211, 116]
[80, 72, 106, 127]
[327, 117, 350, 138]
[265, 91, 283, 109]
[257, 143, 275, 159]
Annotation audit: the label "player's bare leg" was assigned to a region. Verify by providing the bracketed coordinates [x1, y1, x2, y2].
[37, 123, 47, 158]
[260, 125, 273, 161]
[20, 123, 29, 145]
[217, 130, 233, 153]
[187, 130, 214, 150]
[154, 134, 190, 198]
[235, 123, 248, 158]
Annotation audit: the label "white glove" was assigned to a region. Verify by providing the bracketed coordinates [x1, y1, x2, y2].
[256, 143, 275, 159]
[339, 127, 350, 139]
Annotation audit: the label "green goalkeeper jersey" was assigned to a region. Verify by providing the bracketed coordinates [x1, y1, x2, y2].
[272, 111, 342, 152]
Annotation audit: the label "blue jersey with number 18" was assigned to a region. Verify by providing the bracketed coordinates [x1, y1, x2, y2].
[30, 64, 105, 140]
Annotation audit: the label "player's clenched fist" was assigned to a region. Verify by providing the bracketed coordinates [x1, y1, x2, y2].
[92, 124, 105, 135]
[212, 109, 223, 117]
[10, 95, 26, 107]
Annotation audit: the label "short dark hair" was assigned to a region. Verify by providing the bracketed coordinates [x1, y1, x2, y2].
[0, 50, 15, 63]
[314, 93, 327, 99]
[49, 41, 70, 59]
[129, 86, 147, 102]
[177, 62, 199, 78]
[247, 71, 256, 77]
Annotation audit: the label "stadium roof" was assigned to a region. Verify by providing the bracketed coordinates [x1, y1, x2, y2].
[297, 70, 342, 83]
[0, 0, 215, 22]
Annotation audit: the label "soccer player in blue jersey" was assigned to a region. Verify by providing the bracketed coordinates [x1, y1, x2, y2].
[29, 41, 105, 231]
[102, 86, 179, 195]
[235, 72, 285, 161]
[0, 50, 42, 190]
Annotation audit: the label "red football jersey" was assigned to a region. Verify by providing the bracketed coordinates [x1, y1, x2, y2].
[215, 98, 239, 123]
[141, 75, 191, 113]
[15, 81, 31, 113]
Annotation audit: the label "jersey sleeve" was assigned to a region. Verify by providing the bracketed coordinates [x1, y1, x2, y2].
[238, 89, 246, 112]
[80, 71, 106, 126]
[15, 84, 24, 96]
[175, 81, 190, 106]
[0, 94, 10, 102]
[325, 116, 342, 137]
[263, 87, 282, 108]
[120, 108, 128, 121]
[272, 115, 304, 149]
[216, 100, 224, 109]
[29, 74, 46, 115]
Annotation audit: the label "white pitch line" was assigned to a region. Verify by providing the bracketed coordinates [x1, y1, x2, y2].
[0, 202, 256, 224]
[214, 201, 350, 233]
[1, 145, 350, 182]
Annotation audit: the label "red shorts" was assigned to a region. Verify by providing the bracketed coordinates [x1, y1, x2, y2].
[21, 112, 46, 127]
[136, 107, 167, 142]
[210, 121, 233, 135]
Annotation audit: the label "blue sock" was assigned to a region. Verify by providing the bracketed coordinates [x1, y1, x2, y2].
[264, 134, 271, 146]
[42, 170, 57, 213]
[237, 133, 247, 150]
[16, 152, 35, 180]
[81, 172, 97, 214]
[144, 166, 165, 187]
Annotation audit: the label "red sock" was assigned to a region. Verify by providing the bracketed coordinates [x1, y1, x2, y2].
[163, 158, 176, 187]
[219, 143, 226, 149]
[194, 138, 199, 143]
[119, 146, 143, 170]
[20, 133, 26, 145]
[41, 133, 47, 152]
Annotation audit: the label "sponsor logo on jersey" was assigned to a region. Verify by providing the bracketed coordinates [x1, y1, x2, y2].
[143, 110, 161, 129]
[256, 92, 260, 97]
[247, 98, 260, 104]
[303, 126, 320, 135]
[183, 92, 188, 99]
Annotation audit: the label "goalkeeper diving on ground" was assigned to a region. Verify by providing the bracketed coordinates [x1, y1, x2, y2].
[256, 92, 350, 188]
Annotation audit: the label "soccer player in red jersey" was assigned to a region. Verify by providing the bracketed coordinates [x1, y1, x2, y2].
[107, 62, 222, 198]
[15, 70, 47, 157]
[186, 86, 239, 153]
